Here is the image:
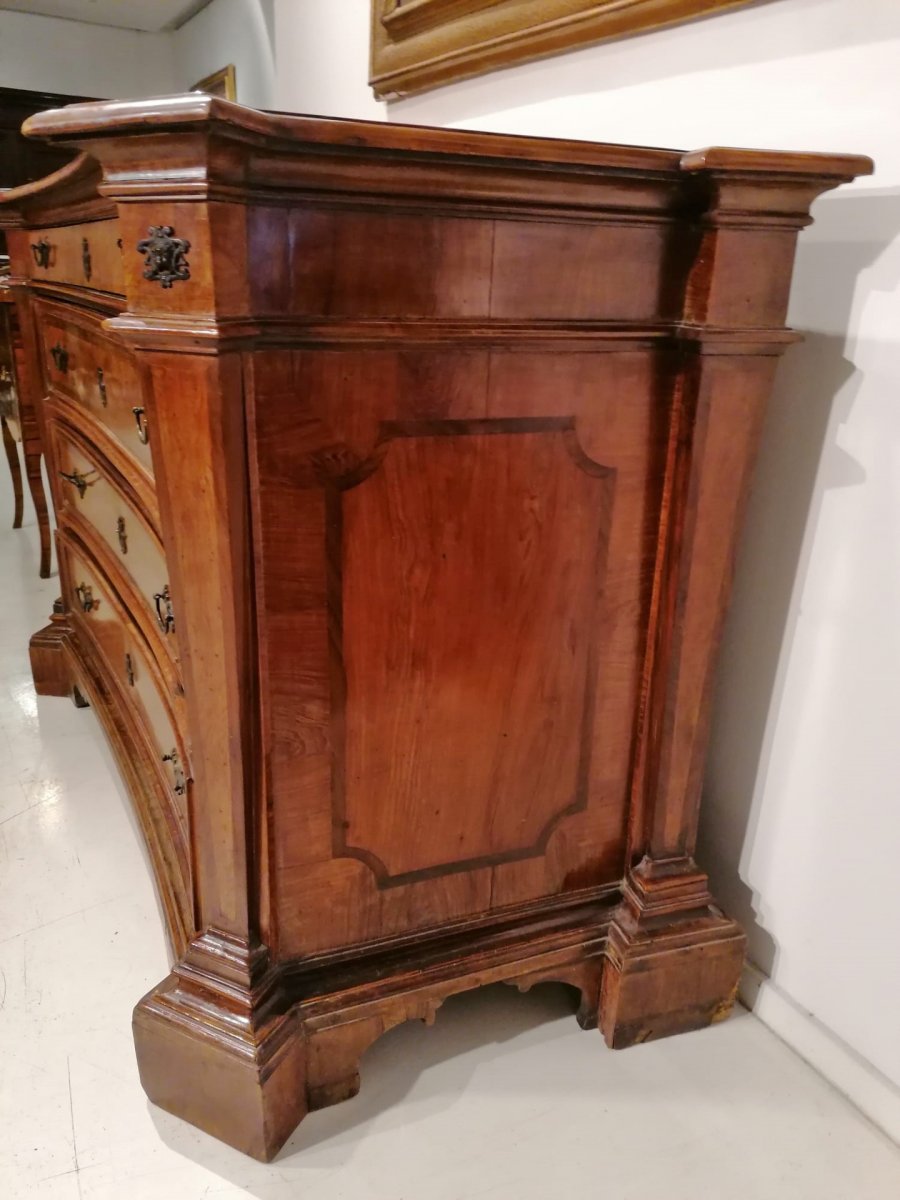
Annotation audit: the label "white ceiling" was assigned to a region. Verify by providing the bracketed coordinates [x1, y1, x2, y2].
[0, 0, 212, 33]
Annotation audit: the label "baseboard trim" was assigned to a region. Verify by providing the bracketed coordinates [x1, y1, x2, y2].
[740, 963, 900, 1145]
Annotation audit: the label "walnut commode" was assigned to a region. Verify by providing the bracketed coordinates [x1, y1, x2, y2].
[0, 94, 871, 1160]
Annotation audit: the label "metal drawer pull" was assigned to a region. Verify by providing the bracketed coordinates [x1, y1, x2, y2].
[132, 406, 149, 445]
[31, 238, 51, 268]
[74, 582, 96, 612]
[161, 748, 187, 796]
[59, 469, 95, 499]
[50, 343, 69, 373]
[153, 585, 175, 634]
[124, 653, 135, 686]
[82, 237, 92, 282]
[97, 367, 107, 406]
[116, 515, 128, 554]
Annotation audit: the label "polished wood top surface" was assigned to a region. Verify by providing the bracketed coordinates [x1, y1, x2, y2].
[15, 93, 872, 183]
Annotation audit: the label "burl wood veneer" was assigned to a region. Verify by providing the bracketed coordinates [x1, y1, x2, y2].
[0, 94, 872, 1160]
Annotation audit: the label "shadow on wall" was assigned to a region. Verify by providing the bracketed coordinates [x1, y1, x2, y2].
[698, 186, 900, 975]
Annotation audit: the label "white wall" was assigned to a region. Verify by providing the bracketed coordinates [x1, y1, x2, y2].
[0, 2, 276, 109]
[0, 8, 176, 98]
[272, 0, 383, 119]
[384, 0, 900, 1098]
[173, 0, 276, 109]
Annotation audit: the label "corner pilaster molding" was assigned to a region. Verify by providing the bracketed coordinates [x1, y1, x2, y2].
[133, 929, 307, 1161]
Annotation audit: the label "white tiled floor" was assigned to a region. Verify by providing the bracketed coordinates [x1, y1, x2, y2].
[1, 470, 899, 1200]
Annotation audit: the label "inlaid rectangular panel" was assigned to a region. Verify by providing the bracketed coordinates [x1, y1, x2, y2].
[337, 419, 614, 882]
[249, 347, 669, 955]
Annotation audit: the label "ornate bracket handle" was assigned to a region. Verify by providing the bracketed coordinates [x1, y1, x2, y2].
[136, 225, 191, 289]
[97, 367, 107, 407]
[124, 652, 135, 687]
[50, 343, 69, 373]
[74, 582, 96, 613]
[161, 748, 187, 796]
[82, 237, 92, 282]
[116, 515, 128, 555]
[31, 238, 52, 269]
[132, 406, 149, 445]
[59, 469, 95, 499]
[153, 584, 175, 635]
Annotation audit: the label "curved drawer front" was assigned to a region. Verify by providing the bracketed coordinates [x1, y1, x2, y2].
[38, 301, 153, 475]
[53, 424, 173, 639]
[60, 535, 190, 840]
[25, 219, 124, 296]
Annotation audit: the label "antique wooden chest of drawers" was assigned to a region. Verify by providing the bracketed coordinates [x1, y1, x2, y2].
[0, 95, 871, 1160]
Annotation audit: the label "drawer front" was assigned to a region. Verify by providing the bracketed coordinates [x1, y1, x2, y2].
[53, 424, 172, 639]
[38, 302, 153, 475]
[26, 219, 124, 296]
[60, 536, 190, 838]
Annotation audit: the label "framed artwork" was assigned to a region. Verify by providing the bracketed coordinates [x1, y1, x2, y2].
[371, 0, 758, 97]
[191, 63, 237, 101]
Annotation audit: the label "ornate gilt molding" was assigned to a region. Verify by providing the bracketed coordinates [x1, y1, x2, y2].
[371, 0, 759, 98]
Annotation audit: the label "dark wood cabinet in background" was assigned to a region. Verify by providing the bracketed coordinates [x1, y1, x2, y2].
[0, 86, 93, 240]
[0, 87, 92, 572]
[0, 94, 871, 1160]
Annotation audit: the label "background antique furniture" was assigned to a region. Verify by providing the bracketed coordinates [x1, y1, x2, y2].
[0, 272, 23, 527]
[370, 0, 760, 97]
[1, 263, 52, 576]
[0, 94, 871, 1161]
[0, 85, 93, 576]
[0, 86, 94, 247]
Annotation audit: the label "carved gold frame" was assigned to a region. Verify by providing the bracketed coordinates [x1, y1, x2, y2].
[371, 0, 758, 97]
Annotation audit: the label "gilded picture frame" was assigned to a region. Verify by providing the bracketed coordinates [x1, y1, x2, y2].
[191, 63, 237, 102]
[371, 0, 758, 98]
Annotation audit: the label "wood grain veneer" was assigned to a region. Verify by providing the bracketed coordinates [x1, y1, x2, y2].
[0, 94, 872, 1161]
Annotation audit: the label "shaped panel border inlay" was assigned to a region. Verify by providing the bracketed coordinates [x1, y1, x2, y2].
[326, 415, 617, 887]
